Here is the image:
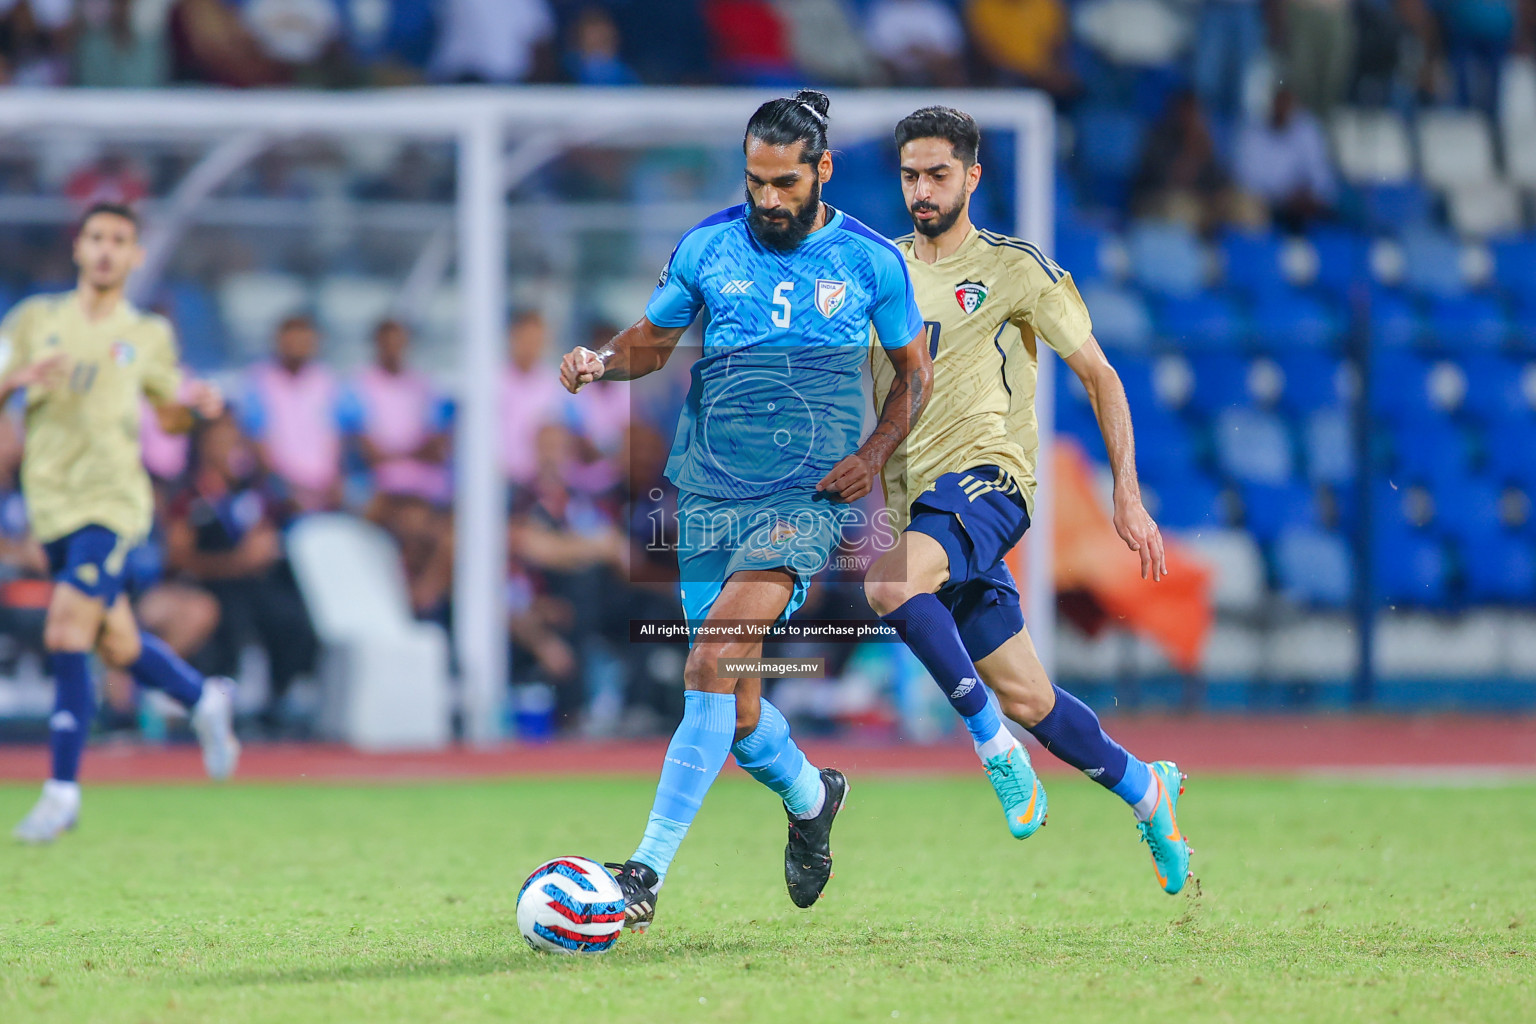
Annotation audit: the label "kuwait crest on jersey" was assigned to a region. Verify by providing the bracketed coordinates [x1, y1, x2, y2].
[111, 339, 136, 366]
[955, 280, 989, 315]
[815, 279, 847, 318]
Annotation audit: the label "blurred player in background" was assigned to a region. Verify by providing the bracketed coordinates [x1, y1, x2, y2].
[561, 90, 931, 932]
[0, 202, 240, 844]
[865, 107, 1192, 894]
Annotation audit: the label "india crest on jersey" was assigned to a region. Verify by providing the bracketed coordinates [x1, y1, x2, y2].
[815, 278, 847, 318]
[955, 279, 989, 315]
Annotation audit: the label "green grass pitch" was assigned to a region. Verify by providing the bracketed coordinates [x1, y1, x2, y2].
[3, 773, 1533, 1023]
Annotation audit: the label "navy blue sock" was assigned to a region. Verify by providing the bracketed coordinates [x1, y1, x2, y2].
[883, 593, 987, 714]
[129, 633, 205, 709]
[48, 652, 96, 783]
[882, 593, 1006, 748]
[1026, 684, 1152, 808]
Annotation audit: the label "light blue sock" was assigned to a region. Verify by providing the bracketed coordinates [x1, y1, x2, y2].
[963, 687, 1008, 748]
[632, 690, 736, 882]
[731, 698, 824, 817]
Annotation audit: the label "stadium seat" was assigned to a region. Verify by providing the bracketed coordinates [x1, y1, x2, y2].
[1153, 291, 1242, 349]
[1111, 352, 1160, 412]
[1079, 283, 1153, 350]
[1239, 481, 1318, 542]
[1186, 352, 1251, 415]
[1369, 350, 1434, 422]
[1331, 107, 1414, 184]
[1276, 525, 1354, 607]
[1275, 351, 1344, 414]
[1361, 183, 1435, 234]
[1462, 534, 1536, 602]
[1134, 408, 1198, 482]
[1485, 419, 1536, 487]
[287, 514, 452, 750]
[1054, 222, 1113, 286]
[1180, 528, 1267, 615]
[1307, 227, 1370, 299]
[1074, 106, 1147, 207]
[1146, 472, 1223, 530]
[161, 280, 227, 371]
[1267, 614, 1359, 681]
[1490, 236, 1536, 295]
[218, 271, 311, 357]
[1372, 529, 1450, 606]
[1399, 230, 1469, 299]
[1447, 182, 1524, 238]
[1367, 290, 1423, 349]
[1304, 408, 1355, 485]
[1250, 289, 1343, 351]
[1460, 353, 1531, 421]
[1391, 420, 1471, 486]
[1505, 120, 1536, 189]
[1431, 476, 1505, 544]
[1215, 406, 1294, 485]
[317, 275, 396, 370]
[1416, 109, 1498, 190]
[1219, 229, 1287, 301]
[1428, 295, 1509, 350]
[1127, 222, 1208, 298]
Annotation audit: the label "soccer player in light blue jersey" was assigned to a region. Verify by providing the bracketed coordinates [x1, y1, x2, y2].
[560, 90, 932, 934]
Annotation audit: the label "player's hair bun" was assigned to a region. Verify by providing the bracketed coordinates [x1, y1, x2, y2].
[794, 90, 831, 124]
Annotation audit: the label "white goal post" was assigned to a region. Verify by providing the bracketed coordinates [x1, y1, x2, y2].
[0, 88, 1056, 742]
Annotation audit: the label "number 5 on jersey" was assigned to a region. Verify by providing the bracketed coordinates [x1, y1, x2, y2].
[772, 281, 794, 328]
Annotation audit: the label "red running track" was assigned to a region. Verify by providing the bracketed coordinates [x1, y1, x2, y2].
[0, 716, 1532, 784]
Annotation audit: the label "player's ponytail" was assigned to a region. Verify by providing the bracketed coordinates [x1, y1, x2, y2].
[744, 89, 832, 165]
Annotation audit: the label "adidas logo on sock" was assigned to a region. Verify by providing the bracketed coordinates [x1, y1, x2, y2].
[1083, 767, 1105, 779]
[950, 677, 978, 700]
[49, 711, 78, 732]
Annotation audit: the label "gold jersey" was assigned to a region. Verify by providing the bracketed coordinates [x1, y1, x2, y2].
[0, 292, 182, 544]
[872, 227, 1093, 528]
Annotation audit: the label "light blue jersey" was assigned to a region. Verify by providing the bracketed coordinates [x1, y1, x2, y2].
[646, 203, 923, 500]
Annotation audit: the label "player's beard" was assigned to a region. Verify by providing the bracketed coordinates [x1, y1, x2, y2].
[909, 193, 967, 239]
[747, 177, 822, 251]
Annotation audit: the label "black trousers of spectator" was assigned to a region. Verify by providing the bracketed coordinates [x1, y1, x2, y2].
[194, 562, 319, 714]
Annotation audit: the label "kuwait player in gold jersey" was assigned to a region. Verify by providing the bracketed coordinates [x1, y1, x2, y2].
[865, 109, 1191, 893]
[1, 203, 240, 844]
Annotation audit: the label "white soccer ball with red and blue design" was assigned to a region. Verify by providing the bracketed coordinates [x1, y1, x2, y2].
[516, 857, 626, 954]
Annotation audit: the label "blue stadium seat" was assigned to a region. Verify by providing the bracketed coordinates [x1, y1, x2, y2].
[1400, 229, 1468, 299]
[1305, 408, 1355, 485]
[1490, 236, 1536, 297]
[162, 281, 227, 370]
[1240, 481, 1318, 542]
[1369, 350, 1434, 423]
[1361, 183, 1435, 235]
[1462, 534, 1536, 602]
[1373, 529, 1449, 606]
[1485, 419, 1536, 487]
[1154, 292, 1242, 349]
[1079, 283, 1152, 351]
[1275, 351, 1342, 414]
[1186, 353, 1251, 415]
[1148, 472, 1223, 530]
[1250, 289, 1344, 351]
[1219, 229, 1287, 301]
[1055, 222, 1111, 286]
[831, 141, 908, 237]
[1276, 526, 1354, 606]
[1074, 107, 1146, 208]
[1391, 420, 1471, 486]
[1459, 353, 1530, 421]
[1431, 476, 1504, 544]
[1308, 226, 1370, 299]
[1216, 406, 1294, 484]
[1428, 295, 1509, 350]
[1135, 409, 1198, 482]
[1368, 289, 1423, 349]
[1127, 222, 1207, 298]
[1112, 353, 1160, 413]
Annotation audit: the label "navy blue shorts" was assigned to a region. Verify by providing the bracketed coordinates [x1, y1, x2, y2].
[43, 525, 132, 605]
[907, 466, 1030, 662]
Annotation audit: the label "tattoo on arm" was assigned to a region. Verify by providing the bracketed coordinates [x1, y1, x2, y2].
[593, 319, 684, 381]
[862, 356, 931, 468]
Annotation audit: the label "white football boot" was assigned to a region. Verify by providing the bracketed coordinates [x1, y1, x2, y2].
[190, 677, 241, 781]
[13, 779, 80, 844]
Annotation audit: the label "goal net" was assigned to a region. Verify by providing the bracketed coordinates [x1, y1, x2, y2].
[0, 89, 1055, 741]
